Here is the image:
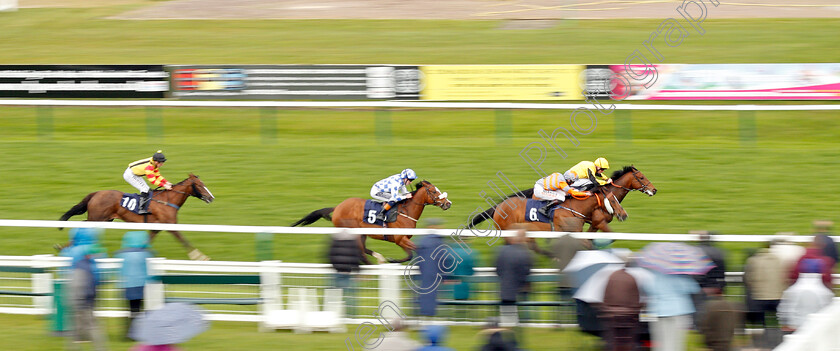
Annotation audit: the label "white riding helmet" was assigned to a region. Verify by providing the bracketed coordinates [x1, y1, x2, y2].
[400, 168, 417, 180]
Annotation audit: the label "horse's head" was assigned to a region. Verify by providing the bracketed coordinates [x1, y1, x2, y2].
[611, 165, 657, 196]
[184, 173, 215, 203]
[413, 180, 452, 210]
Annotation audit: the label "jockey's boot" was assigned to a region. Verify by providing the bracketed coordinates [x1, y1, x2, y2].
[137, 192, 151, 215]
[376, 202, 394, 221]
[538, 200, 560, 217]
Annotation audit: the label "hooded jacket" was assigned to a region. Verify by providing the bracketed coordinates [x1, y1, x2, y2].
[116, 231, 153, 290]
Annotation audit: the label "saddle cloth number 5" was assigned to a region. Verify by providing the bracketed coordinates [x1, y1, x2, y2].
[366, 210, 377, 224]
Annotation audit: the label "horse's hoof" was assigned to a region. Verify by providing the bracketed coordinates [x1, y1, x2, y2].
[188, 249, 210, 261]
[372, 252, 387, 264]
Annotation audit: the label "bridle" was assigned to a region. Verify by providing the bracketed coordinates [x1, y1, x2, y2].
[397, 183, 450, 222]
[610, 168, 653, 194]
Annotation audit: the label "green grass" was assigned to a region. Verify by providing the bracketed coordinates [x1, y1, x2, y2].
[0, 7, 839, 64]
[0, 313, 727, 351]
[0, 106, 838, 266]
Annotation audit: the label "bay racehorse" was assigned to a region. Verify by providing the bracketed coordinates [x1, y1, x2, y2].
[291, 180, 452, 264]
[490, 181, 627, 256]
[59, 174, 215, 260]
[586, 166, 656, 232]
[471, 166, 656, 232]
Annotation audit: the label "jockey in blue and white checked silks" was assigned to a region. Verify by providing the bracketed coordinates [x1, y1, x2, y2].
[370, 169, 418, 221]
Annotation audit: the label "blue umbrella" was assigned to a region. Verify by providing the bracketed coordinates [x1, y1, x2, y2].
[130, 303, 209, 345]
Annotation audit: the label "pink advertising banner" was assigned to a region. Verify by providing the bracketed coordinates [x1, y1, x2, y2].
[609, 63, 840, 100]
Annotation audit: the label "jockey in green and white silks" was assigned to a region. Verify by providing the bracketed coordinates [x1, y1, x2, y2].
[370, 168, 417, 221]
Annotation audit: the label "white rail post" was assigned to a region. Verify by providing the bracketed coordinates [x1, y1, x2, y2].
[144, 258, 166, 310]
[378, 264, 401, 310]
[32, 255, 54, 314]
[259, 260, 282, 332]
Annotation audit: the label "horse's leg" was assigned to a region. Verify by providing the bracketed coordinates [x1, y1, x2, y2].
[361, 235, 386, 264]
[387, 236, 416, 264]
[167, 230, 210, 261]
[357, 236, 371, 265]
[528, 238, 553, 258]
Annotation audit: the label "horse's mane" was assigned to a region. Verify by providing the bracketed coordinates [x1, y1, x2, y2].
[610, 166, 636, 180]
[411, 180, 429, 194]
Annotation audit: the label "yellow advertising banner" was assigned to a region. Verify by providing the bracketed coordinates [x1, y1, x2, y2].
[421, 65, 584, 100]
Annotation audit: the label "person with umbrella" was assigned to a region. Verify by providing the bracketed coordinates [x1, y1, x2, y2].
[638, 242, 711, 351]
[129, 302, 209, 350]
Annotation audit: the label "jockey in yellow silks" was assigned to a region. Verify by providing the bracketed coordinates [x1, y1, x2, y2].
[563, 157, 612, 191]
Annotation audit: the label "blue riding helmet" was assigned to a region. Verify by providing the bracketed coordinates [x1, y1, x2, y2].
[400, 168, 417, 180]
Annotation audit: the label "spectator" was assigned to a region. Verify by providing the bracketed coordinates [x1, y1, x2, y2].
[446, 236, 477, 301]
[550, 234, 592, 299]
[478, 317, 520, 351]
[377, 318, 420, 351]
[641, 270, 700, 351]
[777, 260, 834, 333]
[327, 229, 365, 316]
[691, 231, 727, 329]
[327, 229, 364, 289]
[789, 236, 834, 289]
[416, 219, 445, 318]
[599, 268, 644, 351]
[417, 325, 454, 351]
[115, 231, 154, 340]
[699, 287, 744, 351]
[769, 232, 805, 275]
[495, 227, 533, 327]
[813, 219, 837, 270]
[61, 227, 108, 351]
[743, 243, 785, 327]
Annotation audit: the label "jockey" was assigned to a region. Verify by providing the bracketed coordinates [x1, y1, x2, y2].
[124, 150, 172, 214]
[563, 157, 612, 191]
[534, 172, 591, 217]
[370, 168, 417, 221]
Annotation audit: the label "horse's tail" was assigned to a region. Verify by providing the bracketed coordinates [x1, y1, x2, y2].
[469, 188, 534, 228]
[59, 192, 96, 223]
[291, 207, 335, 227]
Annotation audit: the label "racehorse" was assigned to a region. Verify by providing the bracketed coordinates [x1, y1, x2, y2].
[291, 180, 452, 264]
[471, 166, 656, 232]
[586, 166, 656, 232]
[489, 181, 627, 256]
[59, 174, 215, 260]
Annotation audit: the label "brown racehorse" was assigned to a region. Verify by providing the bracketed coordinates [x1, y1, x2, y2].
[492, 182, 627, 256]
[291, 180, 452, 264]
[59, 174, 215, 260]
[587, 166, 657, 232]
[471, 166, 656, 232]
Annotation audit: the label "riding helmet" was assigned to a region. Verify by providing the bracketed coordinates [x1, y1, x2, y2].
[594, 157, 610, 170]
[401, 168, 417, 180]
[152, 150, 167, 162]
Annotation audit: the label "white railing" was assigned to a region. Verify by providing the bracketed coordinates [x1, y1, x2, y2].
[774, 297, 840, 351]
[0, 219, 831, 243]
[1, 99, 839, 111]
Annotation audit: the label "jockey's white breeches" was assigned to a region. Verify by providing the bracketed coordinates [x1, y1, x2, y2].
[570, 178, 593, 191]
[370, 188, 393, 202]
[534, 182, 566, 202]
[124, 168, 149, 193]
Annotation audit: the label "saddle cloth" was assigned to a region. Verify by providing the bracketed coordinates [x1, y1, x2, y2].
[363, 200, 387, 226]
[120, 193, 144, 214]
[525, 199, 556, 223]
